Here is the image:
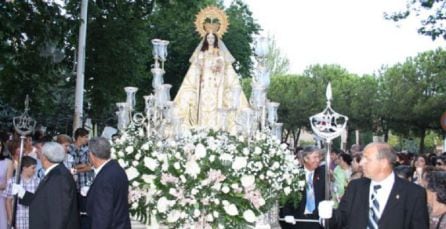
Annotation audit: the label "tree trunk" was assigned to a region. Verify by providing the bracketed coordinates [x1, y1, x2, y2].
[419, 129, 426, 154]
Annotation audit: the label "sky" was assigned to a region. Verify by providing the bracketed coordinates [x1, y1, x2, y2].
[241, 0, 445, 75]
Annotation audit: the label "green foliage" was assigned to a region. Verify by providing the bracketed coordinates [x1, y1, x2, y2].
[378, 48, 446, 152]
[0, 1, 73, 132]
[265, 34, 290, 77]
[385, 0, 446, 40]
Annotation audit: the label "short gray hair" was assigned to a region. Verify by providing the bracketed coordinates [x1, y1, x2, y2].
[42, 142, 65, 163]
[366, 142, 397, 165]
[89, 137, 111, 160]
[301, 146, 322, 159]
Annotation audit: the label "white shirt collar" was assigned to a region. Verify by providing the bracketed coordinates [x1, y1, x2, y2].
[44, 163, 59, 176]
[94, 159, 111, 176]
[369, 172, 395, 218]
[371, 171, 395, 188]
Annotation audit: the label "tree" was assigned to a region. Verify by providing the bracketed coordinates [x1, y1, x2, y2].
[265, 34, 290, 77]
[379, 48, 446, 153]
[385, 0, 446, 40]
[0, 1, 74, 132]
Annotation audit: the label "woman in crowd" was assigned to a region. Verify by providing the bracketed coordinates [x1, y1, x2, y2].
[425, 170, 446, 229]
[0, 139, 13, 229]
[350, 154, 363, 180]
[413, 154, 428, 185]
[332, 153, 352, 207]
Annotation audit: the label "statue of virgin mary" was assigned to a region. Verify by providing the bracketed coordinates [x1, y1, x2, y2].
[174, 6, 249, 133]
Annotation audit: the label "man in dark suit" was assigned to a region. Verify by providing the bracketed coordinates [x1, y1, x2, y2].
[280, 146, 325, 229]
[319, 142, 429, 229]
[13, 142, 80, 229]
[86, 137, 131, 229]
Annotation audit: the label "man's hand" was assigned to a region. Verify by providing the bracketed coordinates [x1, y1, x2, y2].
[12, 183, 26, 198]
[318, 200, 334, 219]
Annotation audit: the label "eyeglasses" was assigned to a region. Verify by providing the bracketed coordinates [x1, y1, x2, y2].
[436, 162, 444, 166]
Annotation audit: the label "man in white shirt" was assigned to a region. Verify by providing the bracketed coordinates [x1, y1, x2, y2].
[319, 142, 429, 229]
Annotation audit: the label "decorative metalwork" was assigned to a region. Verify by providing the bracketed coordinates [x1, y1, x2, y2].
[13, 95, 36, 136]
[309, 82, 348, 141]
[309, 82, 348, 229]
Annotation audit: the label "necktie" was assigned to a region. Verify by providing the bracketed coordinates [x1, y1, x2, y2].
[305, 172, 315, 213]
[367, 184, 382, 229]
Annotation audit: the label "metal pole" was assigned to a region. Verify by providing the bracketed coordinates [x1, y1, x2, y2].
[73, 0, 89, 132]
[324, 140, 331, 229]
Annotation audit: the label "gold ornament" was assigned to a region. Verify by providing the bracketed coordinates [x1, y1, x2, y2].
[194, 6, 229, 38]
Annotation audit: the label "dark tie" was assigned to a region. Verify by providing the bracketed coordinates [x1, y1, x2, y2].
[367, 184, 382, 229]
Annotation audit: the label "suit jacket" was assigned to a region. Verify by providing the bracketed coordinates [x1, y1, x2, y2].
[20, 163, 80, 229]
[86, 160, 131, 229]
[331, 174, 429, 229]
[279, 165, 326, 229]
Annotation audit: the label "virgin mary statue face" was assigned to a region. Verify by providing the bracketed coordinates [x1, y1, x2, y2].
[207, 33, 216, 47]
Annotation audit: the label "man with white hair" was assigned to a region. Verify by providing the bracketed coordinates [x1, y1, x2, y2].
[12, 142, 80, 229]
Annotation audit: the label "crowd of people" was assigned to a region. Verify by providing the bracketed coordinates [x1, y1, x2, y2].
[280, 143, 446, 229]
[0, 128, 131, 229]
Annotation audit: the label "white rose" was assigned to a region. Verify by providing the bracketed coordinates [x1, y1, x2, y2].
[195, 143, 207, 159]
[272, 162, 280, 169]
[144, 157, 159, 171]
[232, 157, 247, 171]
[135, 153, 141, 160]
[118, 159, 126, 167]
[230, 183, 239, 190]
[243, 148, 250, 155]
[212, 182, 222, 191]
[206, 214, 214, 222]
[111, 148, 116, 154]
[213, 211, 219, 218]
[222, 200, 229, 206]
[185, 160, 201, 178]
[223, 204, 239, 216]
[298, 180, 306, 188]
[141, 142, 150, 150]
[254, 147, 262, 155]
[209, 155, 215, 162]
[157, 197, 169, 213]
[284, 187, 291, 195]
[174, 162, 181, 170]
[131, 202, 138, 209]
[125, 146, 134, 154]
[193, 209, 201, 218]
[214, 199, 220, 205]
[125, 167, 139, 180]
[221, 186, 230, 194]
[117, 150, 124, 157]
[243, 209, 257, 223]
[220, 153, 233, 162]
[191, 188, 199, 195]
[259, 174, 265, 180]
[162, 162, 168, 171]
[258, 197, 265, 207]
[180, 175, 186, 183]
[167, 210, 181, 223]
[241, 175, 255, 188]
[255, 162, 263, 170]
[132, 161, 138, 167]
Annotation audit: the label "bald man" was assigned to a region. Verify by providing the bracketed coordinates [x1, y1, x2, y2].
[319, 142, 429, 229]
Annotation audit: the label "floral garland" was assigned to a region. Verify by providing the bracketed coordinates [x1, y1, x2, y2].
[111, 127, 305, 228]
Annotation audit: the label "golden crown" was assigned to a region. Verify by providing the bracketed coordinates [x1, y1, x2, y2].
[194, 6, 229, 38]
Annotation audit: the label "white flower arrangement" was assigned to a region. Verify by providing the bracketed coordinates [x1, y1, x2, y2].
[112, 127, 305, 228]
